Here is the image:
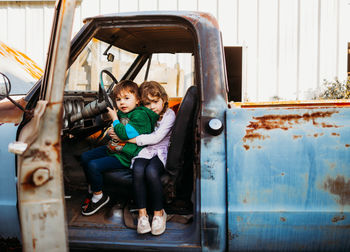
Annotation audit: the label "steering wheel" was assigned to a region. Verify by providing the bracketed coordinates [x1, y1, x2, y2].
[99, 69, 118, 109]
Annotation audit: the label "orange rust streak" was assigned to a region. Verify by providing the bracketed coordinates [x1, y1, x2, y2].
[0, 41, 43, 80]
[242, 111, 339, 144]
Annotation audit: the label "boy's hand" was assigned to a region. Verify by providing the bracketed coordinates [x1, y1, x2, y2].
[108, 127, 121, 141]
[107, 107, 118, 121]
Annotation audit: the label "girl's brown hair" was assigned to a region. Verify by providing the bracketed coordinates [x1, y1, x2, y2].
[139, 81, 169, 117]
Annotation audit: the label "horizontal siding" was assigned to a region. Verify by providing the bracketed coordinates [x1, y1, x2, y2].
[0, 0, 349, 101]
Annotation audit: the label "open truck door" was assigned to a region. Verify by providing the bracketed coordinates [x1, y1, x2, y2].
[12, 0, 76, 251]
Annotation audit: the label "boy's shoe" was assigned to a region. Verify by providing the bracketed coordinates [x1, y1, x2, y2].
[151, 210, 167, 235]
[81, 194, 109, 216]
[81, 193, 92, 209]
[137, 215, 151, 234]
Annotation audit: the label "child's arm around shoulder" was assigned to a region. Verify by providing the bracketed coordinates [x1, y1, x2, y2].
[135, 108, 175, 146]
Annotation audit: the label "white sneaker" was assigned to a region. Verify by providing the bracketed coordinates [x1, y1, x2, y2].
[151, 210, 167, 235]
[137, 215, 151, 234]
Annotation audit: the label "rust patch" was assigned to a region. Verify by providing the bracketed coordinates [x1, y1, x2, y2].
[321, 122, 340, 128]
[24, 149, 51, 162]
[53, 142, 61, 163]
[280, 217, 286, 222]
[331, 133, 340, 136]
[346, 144, 350, 148]
[243, 145, 250, 150]
[281, 172, 285, 176]
[32, 238, 37, 249]
[323, 176, 350, 205]
[243, 111, 338, 148]
[247, 111, 338, 132]
[22, 167, 52, 189]
[228, 231, 239, 240]
[332, 215, 346, 223]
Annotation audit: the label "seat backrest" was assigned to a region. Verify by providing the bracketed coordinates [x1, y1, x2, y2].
[164, 85, 198, 200]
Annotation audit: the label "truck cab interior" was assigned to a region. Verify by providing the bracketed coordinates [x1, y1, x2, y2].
[28, 15, 202, 249]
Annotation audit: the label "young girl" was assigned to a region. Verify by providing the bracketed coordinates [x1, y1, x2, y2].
[129, 81, 175, 235]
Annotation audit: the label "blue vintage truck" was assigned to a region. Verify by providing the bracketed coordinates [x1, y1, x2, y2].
[0, 0, 349, 251]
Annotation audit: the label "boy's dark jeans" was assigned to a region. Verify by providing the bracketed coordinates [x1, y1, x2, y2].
[81, 145, 126, 192]
[133, 156, 165, 211]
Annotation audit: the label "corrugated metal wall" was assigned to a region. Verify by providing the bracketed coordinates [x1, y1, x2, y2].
[0, 0, 349, 101]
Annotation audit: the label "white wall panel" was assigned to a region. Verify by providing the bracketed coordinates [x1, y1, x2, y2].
[0, 4, 8, 42]
[0, 0, 349, 102]
[178, 0, 196, 10]
[158, 0, 177, 10]
[319, 0, 339, 86]
[338, 0, 350, 82]
[257, 0, 278, 101]
[81, 0, 100, 18]
[198, 0, 218, 18]
[119, 0, 138, 12]
[100, 0, 119, 14]
[139, 0, 158, 11]
[278, 0, 298, 100]
[7, 3, 26, 53]
[218, 0, 237, 46]
[25, 3, 45, 67]
[237, 0, 258, 102]
[298, 0, 319, 99]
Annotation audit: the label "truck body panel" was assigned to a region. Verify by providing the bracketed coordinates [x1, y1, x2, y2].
[227, 105, 350, 251]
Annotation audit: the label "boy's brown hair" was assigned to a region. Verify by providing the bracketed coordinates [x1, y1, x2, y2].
[111, 80, 140, 101]
[139, 81, 169, 116]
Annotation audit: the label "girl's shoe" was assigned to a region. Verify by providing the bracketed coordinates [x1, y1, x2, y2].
[151, 210, 167, 235]
[137, 215, 151, 234]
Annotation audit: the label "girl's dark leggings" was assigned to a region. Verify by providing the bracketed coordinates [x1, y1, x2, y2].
[133, 156, 164, 211]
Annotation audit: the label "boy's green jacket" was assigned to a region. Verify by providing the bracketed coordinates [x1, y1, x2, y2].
[107, 106, 159, 167]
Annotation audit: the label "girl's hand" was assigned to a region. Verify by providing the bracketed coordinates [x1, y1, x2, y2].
[107, 107, 118, 121]
[108, 127, 121, 141]
[127, 137, 137, 144]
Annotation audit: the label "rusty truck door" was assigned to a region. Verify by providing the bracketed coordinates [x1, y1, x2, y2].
[14, 0, 76, 251]
[226, 103, 350, 251]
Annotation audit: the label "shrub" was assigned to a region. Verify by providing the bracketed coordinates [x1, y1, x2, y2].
[318, 78, 350, 99]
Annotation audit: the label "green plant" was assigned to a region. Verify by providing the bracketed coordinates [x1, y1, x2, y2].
[319, 78, 350, 99]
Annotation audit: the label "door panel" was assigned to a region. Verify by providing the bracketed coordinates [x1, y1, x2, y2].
[16, 0, 76, 251]
[226, 106, 350, 251]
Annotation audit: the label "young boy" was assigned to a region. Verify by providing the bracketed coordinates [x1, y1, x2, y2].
[80, 80, 159, 216]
